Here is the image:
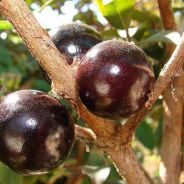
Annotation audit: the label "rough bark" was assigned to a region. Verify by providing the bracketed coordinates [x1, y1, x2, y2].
[157, 0, 184, 183]
[161, 78, 184, 184]
[157, 0, 176, 30]
[107, 146, 153, 184]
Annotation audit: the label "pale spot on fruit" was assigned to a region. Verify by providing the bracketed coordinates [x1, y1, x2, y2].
[109, 65, 120, 75]
[45, 127, 63, 161]
[4, 135, 25, 153]
[95, 81, 110, 96]
[129, 76, 147, 111]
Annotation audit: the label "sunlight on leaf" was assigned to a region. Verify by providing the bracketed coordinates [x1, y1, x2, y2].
[0, 21, 12, 30]
[139, 31, 181, 48]
[39, 0, 55, 12]
[103, 0, 113, 5]
[96, 0, 135, 29]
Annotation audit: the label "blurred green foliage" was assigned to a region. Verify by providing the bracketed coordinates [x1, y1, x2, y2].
[0, 0, 184, 183]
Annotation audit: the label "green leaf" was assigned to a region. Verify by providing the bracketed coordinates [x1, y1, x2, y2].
[143, 42, 165, 61]
[0, 162, 23, 184]
[135, 121, 155, 150]
[133, 23, 148, 41]
[101, 28, 119, 40]
[39, 0, 55, 12]
[32, 79, 51, 92]
[87, 150, 105, 166]
[132, 9, 159, 24]
[0, 21, 12, 30]
[139, 31, 179, 48]
[0, 47, 13, 67]
[81, 177, 92, 184]
[96, 0, 135, 29]
[26, 0, 33, 5]
[154, 117, 163, 148]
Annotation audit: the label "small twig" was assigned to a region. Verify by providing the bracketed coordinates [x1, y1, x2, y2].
[75, 125, 96, 143]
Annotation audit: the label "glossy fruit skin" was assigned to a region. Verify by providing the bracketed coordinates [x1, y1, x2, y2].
[51, 22, 102, 65]
[76, 40, 155, 119]
[0, 90, 74, 175]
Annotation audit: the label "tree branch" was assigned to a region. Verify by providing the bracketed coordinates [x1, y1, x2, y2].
[74, 125, 96, 143]
[157, 1, 184, 184]
[107, 146, 153, 184]
[161, 77, 184, 184]
[157, 0, 176, 30]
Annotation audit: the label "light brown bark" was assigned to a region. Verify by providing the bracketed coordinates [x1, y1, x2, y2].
[161, 78, 184, 184]
[157, 0, 184, 183]
[107, 146, 153, 184]
[157, 0, 177, 30]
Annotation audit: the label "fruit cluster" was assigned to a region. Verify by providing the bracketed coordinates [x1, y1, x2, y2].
[50, 22, 154, 119]
[0, 22, 154, 175]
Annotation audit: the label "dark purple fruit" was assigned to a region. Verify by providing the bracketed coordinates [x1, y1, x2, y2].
[76, 40, 155, 119]
[0, 90, 74, 175]
[51, 22, 102, 65]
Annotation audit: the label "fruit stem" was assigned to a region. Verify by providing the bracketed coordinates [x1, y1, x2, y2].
[125, 28, 131, 42]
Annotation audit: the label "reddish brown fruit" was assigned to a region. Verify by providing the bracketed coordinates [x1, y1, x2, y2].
[51, 22, 102, 65]
[76, 40, 155, 119]
[0, 90, 74, 175]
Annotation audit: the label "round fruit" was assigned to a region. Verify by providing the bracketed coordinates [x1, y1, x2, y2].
[0, 90, 74, 175]
[51, 22, 102, 65]
[76, 40, 155, 119]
